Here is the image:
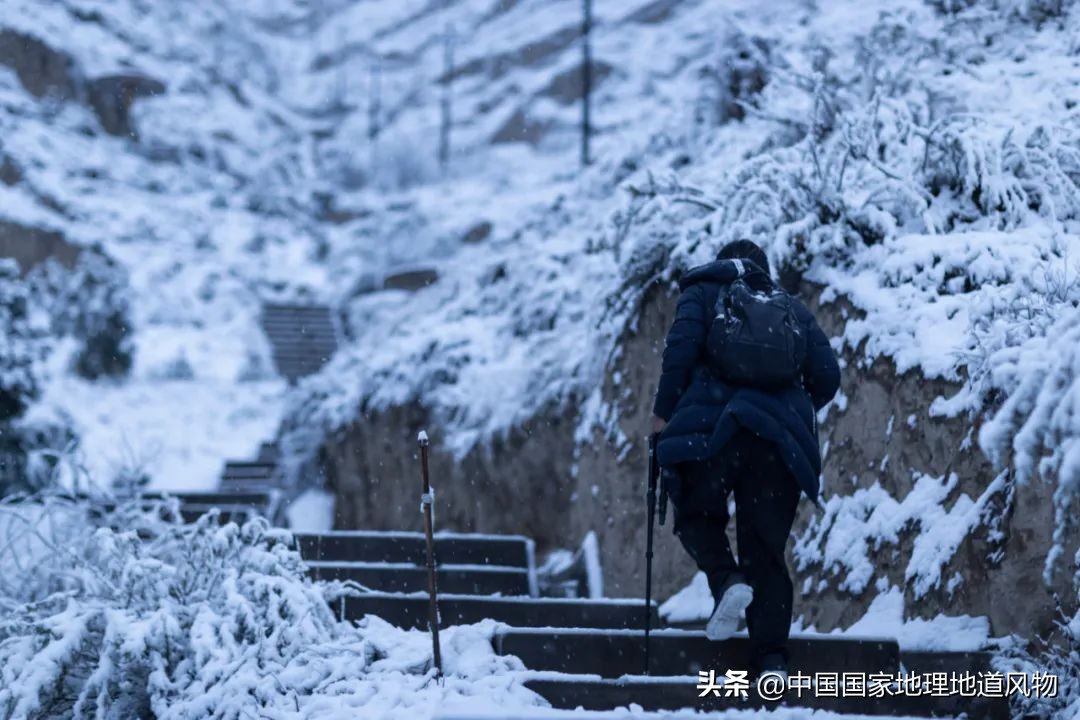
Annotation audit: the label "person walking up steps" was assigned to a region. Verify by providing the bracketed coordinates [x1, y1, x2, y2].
[650, 239, 840, 681]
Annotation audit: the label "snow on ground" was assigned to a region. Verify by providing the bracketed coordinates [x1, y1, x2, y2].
[288, 487, 337, 532]
[21, 337, 286, 491]
[661, 572, 993, 654]
[29, 375, 285, 492]
[435, 708, 940, 720]
[832, 586, 991, 654]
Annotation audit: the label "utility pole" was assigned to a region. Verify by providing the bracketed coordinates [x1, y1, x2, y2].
[580, 0, 593, 167]
[368, 56, 382, 169]
[439, 24, 455, 172]
[334, 26, 347, 111]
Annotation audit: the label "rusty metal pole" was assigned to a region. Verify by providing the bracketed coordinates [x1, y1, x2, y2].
[418, 430, 443, 677]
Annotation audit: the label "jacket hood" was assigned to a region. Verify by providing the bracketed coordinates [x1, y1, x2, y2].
[678, 259, 772, 291]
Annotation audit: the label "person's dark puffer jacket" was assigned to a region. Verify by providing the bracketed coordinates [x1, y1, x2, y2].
[652, 259, 841, 503]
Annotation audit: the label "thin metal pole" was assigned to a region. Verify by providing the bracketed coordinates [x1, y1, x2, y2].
[418, 430, 443, 676]
[644, 433, 658, 675]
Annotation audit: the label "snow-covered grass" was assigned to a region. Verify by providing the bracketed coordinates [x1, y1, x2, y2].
[0, 495, 541, 719]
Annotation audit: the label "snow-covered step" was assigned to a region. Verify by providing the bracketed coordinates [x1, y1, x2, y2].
[217, 460, 279, 493]
[179, 505, 259, 525]
[308, 561, 531, 595]
[255, 442, 280, 463]
[340, 592, 657, 630]
[494, 628, 899, 678]
[143, 491, 277, 506]
[219, 478, 281, 494]
[97, 491, 283, 525]
[296, 531, 533, 568]
[523, 673, 1009, 718]
[260, 303, 339, 382]
[901, 649, 996, 676]
[220, 461, 277, 482]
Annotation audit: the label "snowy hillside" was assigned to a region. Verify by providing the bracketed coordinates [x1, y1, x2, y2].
[7, 0, 1071, 503]
[2, 0, 823, 491]
[4, 0, 1075, 606]
[288, 0, 1080, 487]
[2, 1, 330, 489]
[2, 0, 1080, 716]
[284, 0, 1080, 587]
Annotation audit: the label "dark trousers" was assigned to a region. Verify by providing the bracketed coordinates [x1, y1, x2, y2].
[671, 429, 801, 670]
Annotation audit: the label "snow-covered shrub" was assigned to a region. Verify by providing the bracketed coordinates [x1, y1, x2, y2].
[995, 604, 1080, 720]
[708, 82, 1080, 279]
[692, 26, 772, 130]
[977, 304, 1080, 578]
[0, 494, 535, 719]
[27, 246, 134, 381]
[928, 0, 1071, 25]
[1, 417, 83, 498]
[925, 0, 980, 14]
[0, 259, 55, 497]
[0, 260, 46, 424]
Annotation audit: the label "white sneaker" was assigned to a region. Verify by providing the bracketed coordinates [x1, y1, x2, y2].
[704, 578, 754, 641]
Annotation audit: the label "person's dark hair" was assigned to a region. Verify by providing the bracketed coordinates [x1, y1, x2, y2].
[717, 239, 770, 276]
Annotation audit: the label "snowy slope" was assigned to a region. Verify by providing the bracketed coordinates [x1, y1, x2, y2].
[2, 0, 335, 489]
[3, 1, 1080, 715]
[286, 0, 1080, 501]
[273, 0, 1080, 670]
[3, 0, 815, 490]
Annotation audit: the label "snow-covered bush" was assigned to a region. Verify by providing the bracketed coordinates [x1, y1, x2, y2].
[0, 259, 50, 498]
[1, 417, 83, 498]
[692, 26, 772, 131]
[27, 247, 134, 381]
[0, 260, 46, 423]
[996, 605, 1080, 720]
[0, 495, 535, 719]
[927, 0, 1070, 26]
[977, 304, 1080, 578]
[708, 73, 1080, 279]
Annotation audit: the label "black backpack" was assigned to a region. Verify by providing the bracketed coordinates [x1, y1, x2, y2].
[706, 278, 807, 388]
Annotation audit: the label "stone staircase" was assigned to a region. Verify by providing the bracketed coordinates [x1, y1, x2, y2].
[260, 303, 340, 382]
[304, 528, 1008, 719]
[155, 306, 1010, 720]
[147, 481, 1010, 719]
